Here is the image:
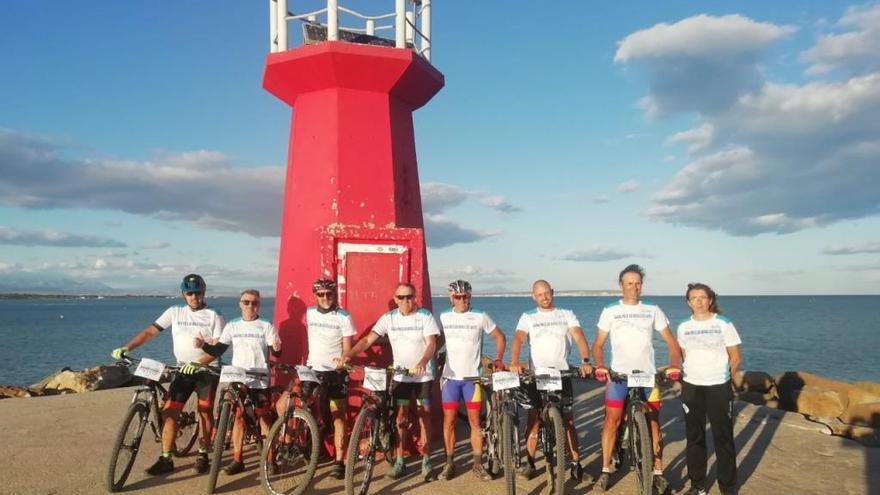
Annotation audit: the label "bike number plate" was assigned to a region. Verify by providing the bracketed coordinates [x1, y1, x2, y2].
[492, 371, 520, 391]
[627, 372, 654, 388]
[219, 365, 247, 383]
[535, 367, 563, 391]
[363, 367, 387, 391]
[295, 365, 319, 383]
[133, 358, 165, 381]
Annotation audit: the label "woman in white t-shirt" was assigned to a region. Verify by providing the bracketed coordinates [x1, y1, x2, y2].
[676, 283, 741, 495]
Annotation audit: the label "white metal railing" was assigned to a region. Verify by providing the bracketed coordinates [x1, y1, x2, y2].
[269, 0, 432, 62]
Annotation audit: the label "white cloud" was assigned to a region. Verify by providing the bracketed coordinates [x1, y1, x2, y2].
[616, 180, 641, 194]
[0, 226, 126, 247]
[481, 195, 522, 213]
[424, 214, 499, 248]
[823, 241, 880, 255]
[558, 246, 636, 262]
[615, 14, 795, 116]
[668, 123, 715, 154]
[420, 182, 470, 215]
[802, 4, 880, 76]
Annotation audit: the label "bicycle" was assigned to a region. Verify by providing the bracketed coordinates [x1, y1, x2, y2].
[488, 369, 523, 495]
[344, 365, 412, 495]
[604, 370, 667, 495]
[206, 366, 273, 494]
[260, 364, 321, 495]
[453, 373, 504, 478]
[105, 357, 203, 492]
[517, 367, 581, 495]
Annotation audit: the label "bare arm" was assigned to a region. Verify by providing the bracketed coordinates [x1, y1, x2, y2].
[489, 327, 506, 362]
[592, 329, 609, 369]
[659, 327, 682, 367]
[509, 330, 528, 373]
[342, 331, 380, 362]
[413, 334, 437, 376]
[124, 325, 160, 352]
[727, 345, 741, 378]
[569, 325, 593, 376]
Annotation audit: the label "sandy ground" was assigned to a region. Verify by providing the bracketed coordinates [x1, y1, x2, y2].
[0, 381, 877, 495]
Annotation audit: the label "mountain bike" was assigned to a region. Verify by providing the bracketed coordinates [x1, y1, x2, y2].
[344, 365, 411, 495]
[206, 366, 272, 494]
[518, 368, 581, 495]
[488, 370, 523, 495]
[105, 357, 202, 492]
[455, 374, 504, 478]
[260, 364, 321, 495]
[605, 370, 667, 495]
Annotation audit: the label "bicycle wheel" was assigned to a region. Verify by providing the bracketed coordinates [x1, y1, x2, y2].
[345, 407, 380, 495]
[173, 394, 199, 456]
[487, 394, 502, 476]
[630, 406, 653, 495]
[501, 406, 516, 495]
[106, 400, 149, 492]
[207, 401, 232, 494]
[262, 407, 320, 495]
[544, 405, 567, 495]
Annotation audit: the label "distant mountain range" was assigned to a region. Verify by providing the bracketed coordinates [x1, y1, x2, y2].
[0, 274, 114, 295]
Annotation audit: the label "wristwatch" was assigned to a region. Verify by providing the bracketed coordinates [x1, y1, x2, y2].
[581, 358, 591, 364]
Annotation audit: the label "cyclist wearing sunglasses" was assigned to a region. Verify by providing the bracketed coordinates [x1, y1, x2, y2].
[110, 273, 225, 476]
[195, 289, 281, 475]
[341, 282, 440, 480]
[437, 279, 506, 481]
[298, 278, 356, 479]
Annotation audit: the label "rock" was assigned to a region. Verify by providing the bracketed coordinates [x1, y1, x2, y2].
[792, 385, 847, 417]
[811, 416, 880, 448]
[35, 365, 132, 394]
[776, 371, 852, 410]
[736, 391, 775, 405]
[848, 383, 880, 405]
[839, 402, 880, 428]
[733, 370, 775, 394]
[0, 386, 37, 399]
[853, 381, 880, 397]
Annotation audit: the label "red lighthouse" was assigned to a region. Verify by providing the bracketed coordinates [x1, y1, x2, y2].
[263, 1, 443, 369]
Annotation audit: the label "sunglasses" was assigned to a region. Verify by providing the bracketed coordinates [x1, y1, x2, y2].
[452, 294, 470, 300]
[184, 291, 204, 297]
[395, 294, 415, 300]
[240, 300, 260, 306]
[315, 291, 334, 298]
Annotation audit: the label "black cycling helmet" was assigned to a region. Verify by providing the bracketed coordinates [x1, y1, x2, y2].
[448, 279, 472, 295]
[180, 273, 206, 293]
[312, 278, 337, 292]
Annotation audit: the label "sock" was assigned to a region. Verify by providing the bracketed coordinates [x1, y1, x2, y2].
[395, 456, 404, 466]
[653, 469, 663, 476]
[446, 453, 454, 465]
[161, 451, 172, 459]
[198, 448, 208, 455]
[472, 453, 481, 468]
[602, 467, 612, 474]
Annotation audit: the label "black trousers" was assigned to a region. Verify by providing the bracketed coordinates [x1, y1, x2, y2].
[681, 380, 737, 490]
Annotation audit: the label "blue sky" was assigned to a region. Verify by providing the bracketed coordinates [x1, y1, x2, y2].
[2, 1, 880, 295]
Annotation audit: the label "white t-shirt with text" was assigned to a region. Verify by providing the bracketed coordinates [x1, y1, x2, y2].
[516, 307, 580, 370]
[439, 308, 497, 380]
[155, 305, 225, 365]
[218, 317, 277, 388]
[306, 306, 357, 371]
[596, 300, 669, 375]
[677, 314, 741, 386]
[371, 308, 441, 383]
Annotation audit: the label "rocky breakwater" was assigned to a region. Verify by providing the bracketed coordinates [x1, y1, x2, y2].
[732, 370, 880, 447]
[0, 364, 133, 399]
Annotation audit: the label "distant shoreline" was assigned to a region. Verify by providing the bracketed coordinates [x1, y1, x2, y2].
[3, 292, 879, 299]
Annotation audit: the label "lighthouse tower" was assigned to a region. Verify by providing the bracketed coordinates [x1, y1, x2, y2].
[263, 1, 443, 370]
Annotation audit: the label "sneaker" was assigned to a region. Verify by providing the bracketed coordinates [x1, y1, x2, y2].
[569, 461, 583, 482]
[388, 459, 406, 479]
[194, 453, 210, 474]
[145, 456, 174, 476]
[516, 462, 534, 481]
[682, 484, 707, 495]
[224, 460, 245, 475]
[653, 473, 669, 494]
[471, 463, 491, 481]
[595, 472, 610, 492]
[438, 462, 455, 481]
[421, 455, 432, 477]
[330, 461, 345, 480]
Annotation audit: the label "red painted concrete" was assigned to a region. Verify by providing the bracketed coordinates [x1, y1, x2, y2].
[263, 41, 444, 369]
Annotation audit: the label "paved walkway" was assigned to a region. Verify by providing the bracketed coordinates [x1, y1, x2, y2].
[0, 381, 876, 494]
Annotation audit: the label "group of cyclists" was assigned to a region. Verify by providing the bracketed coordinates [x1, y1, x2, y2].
[111, 263, 742, 495]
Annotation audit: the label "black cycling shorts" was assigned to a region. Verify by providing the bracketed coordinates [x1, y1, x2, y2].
[164, 371, 219, 412]
[522, 376, 574, 413]
[391, 380, 433, 407]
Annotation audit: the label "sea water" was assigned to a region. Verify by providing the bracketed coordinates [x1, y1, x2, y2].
[0, 295, 877, 386]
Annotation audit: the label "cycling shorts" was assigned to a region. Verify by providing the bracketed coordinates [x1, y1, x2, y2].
[441, 379, 482, 410]
[391, 380, 433, 407]
[522, 376, 574, 413]
[605, 380, 661, 411]
[291, 369, 349, 412]
[244, 387, 273, 417]
[164, 371, 219, 413]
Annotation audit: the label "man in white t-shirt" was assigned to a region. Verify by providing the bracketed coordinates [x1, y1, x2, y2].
[592, 264, 682, 493]
[437, 280, 506, 481]
[293, 278, 356, 480]
[110, 274, 225, 476]
[341, 282, 439, 480]
[509, 280, 593, 482]
[195, 289, 280, 475]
